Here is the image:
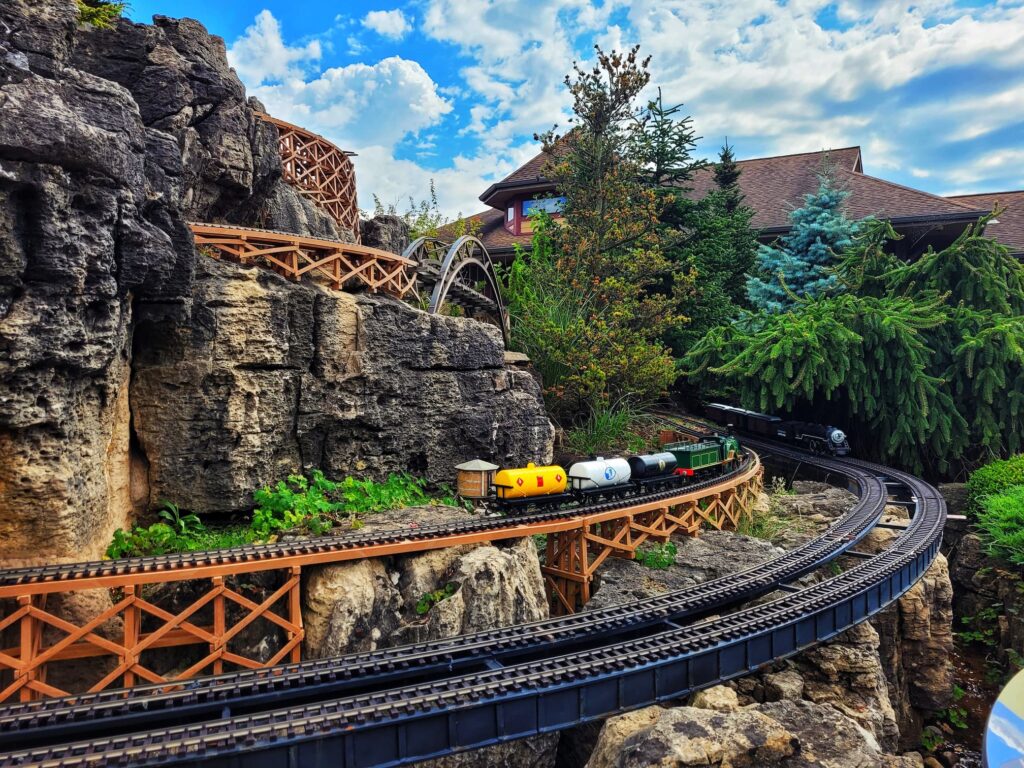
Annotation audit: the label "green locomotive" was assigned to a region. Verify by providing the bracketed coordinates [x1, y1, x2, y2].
[663, 434, 741, 477]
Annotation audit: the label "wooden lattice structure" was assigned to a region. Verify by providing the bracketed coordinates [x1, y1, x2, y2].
[543, 463, 763, 615]
[0, 569, 302, 703]
[191, 224, 416, 297]
[0, 458, 760, 703]
[256, 113, 360, 239]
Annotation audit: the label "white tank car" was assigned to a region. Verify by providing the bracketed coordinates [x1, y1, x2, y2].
[567, 457, 632, 490]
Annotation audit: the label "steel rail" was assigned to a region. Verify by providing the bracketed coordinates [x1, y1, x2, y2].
[2, 438, 942, 768]
[0, 453, 882, 748]
[0, 459, 759, 598]
[0, 447, 943, 768]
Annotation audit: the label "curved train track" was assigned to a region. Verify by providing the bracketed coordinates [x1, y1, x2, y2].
[0, 425, 945, 768]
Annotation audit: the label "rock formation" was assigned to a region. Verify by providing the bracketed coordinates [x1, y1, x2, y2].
[0, 0, 552, 565]
[565, 480, 953, 765]
[301, 504, 557, 768]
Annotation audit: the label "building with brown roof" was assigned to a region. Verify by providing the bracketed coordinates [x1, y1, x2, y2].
[461, 144, 1023, 261]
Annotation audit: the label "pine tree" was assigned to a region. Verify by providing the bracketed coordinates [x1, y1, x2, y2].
[746, 170, 858, 313]
[685, 212, 1024, 476]
[714, 142, 742, 214]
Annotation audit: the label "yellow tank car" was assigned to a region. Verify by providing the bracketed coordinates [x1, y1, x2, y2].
[493, 462, 568, 500]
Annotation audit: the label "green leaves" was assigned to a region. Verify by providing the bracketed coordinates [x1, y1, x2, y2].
[975, 483, 1024, 566]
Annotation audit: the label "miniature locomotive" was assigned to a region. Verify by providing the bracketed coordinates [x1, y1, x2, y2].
[488, 433, 742, 512]
[705, 402, 850, 456]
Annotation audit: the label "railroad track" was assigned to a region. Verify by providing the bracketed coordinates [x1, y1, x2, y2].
[0, 461, 753, 597]
[0, 425, 945, 768]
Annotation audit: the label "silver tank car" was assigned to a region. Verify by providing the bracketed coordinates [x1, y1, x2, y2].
[567, 457, 632, 490]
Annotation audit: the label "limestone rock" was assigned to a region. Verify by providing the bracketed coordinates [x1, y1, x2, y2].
[303, 558, 402, 656]
[361, 214, 410, 255]
[72, 15, 342, 240]
[765, 669, 805, 702]
[586, 700, 923, 768]
[584, 705, 798, 768]
[689, 685, 740, 712]
[0, 0, 191, 565]
[790, 622, 901, 751]
[586, 530, 784, 609]
[756, 700, 923, 768]
[300, 514, 553, 768]
[131, 258, 553, 513]
[859, 522, 954, 747]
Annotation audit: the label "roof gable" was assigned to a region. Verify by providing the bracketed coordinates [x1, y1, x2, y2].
[949, 191, 1024, 254]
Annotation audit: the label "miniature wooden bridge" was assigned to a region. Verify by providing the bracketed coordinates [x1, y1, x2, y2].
[256, 113, 360, 239]
[191, 223, 416, 297]
[0, 459, 761, 703]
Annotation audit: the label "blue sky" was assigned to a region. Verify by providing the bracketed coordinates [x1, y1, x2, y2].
[127, 0, 1024, 218]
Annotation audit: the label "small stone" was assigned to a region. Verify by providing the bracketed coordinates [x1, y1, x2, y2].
[923, 757, 943, 768]
[764, 669, 805, 701]
[689, 684, 739, 712]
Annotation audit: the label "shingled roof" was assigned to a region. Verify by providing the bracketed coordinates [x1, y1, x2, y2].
[463, 143, 1001, 259]
[687, 146, 986, 231]
[947, 191, 1024, 255]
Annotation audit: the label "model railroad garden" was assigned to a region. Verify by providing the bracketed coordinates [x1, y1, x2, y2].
[2, 3, 1023, 767]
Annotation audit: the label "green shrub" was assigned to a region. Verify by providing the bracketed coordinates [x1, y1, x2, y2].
[76, 0, 126, 28]
[415, 583, 457, 615]
[975, 484, 1024, 566]
[636, 541, 677, 569]
[566, 402, 651, 456]
[967, 455, 1024, 516]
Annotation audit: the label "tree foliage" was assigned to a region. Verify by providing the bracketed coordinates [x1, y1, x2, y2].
[505, 47, 685, 420]
[370, 179, 480, 240]
[76, 0, 125, 28]
[747, 169, 858, 313]
[686, 214, 1024, 476]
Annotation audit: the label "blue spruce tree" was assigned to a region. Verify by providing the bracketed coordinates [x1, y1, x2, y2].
[747, 172, 857, 313]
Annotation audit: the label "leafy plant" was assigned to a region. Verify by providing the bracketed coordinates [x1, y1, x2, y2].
[975, 483, 1024, 565]
[636, 541, 678, 570]
[566, 401, 652, 455]
[967, 456, 1024, 517]
[919, 728, 943, 753]
[158, 501, 203, 537]
[957, 605, 1001, 648]
[415, 583, 457, 615]
[251, 471, 343, 540]
[76, 0, 126, 28]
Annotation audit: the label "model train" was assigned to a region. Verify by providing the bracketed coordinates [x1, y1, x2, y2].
[489, 434, 742, 511]
[704, 403, 851, 456]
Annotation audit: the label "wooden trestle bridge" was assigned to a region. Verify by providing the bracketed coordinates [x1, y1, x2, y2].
[0, 457, 761, 704]
[185, 113, 509, 339]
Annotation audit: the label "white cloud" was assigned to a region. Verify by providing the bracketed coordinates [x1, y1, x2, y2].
[252, 56, 452, 148]
[227, 10, 321, 85]
[362, 9, 412, 40]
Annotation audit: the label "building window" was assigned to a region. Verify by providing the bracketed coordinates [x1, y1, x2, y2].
[522, 197, 566, 216]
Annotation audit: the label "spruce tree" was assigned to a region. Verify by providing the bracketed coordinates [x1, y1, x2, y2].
[714, 142, 742, 214]
[746, 170, 858, 313]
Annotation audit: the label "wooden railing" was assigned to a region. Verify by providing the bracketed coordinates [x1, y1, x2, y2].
[0, 460, 761, 702]
[191, 223, 416, 298]
[256, 113, 360, 239]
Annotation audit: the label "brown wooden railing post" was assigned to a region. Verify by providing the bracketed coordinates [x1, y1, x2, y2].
[212, 576, 225, 675]
[289, 566, 303, 663]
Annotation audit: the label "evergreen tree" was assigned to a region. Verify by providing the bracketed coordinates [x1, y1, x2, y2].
[746, 170, 858, 313]
[714, 142, 742, 214]
[508, 46, 685, 419]
[685, 213, 1024, 476]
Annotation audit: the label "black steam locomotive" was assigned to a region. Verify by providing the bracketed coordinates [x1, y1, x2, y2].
[705, 403, 851, 456]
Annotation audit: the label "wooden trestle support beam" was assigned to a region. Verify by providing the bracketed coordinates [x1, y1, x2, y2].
[191, 223, 416, 298]
[0, 568, 303, 704]
[256, 112, 360, 239]
[543, 467, 764, 615]
[0, 459, 760, 703]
